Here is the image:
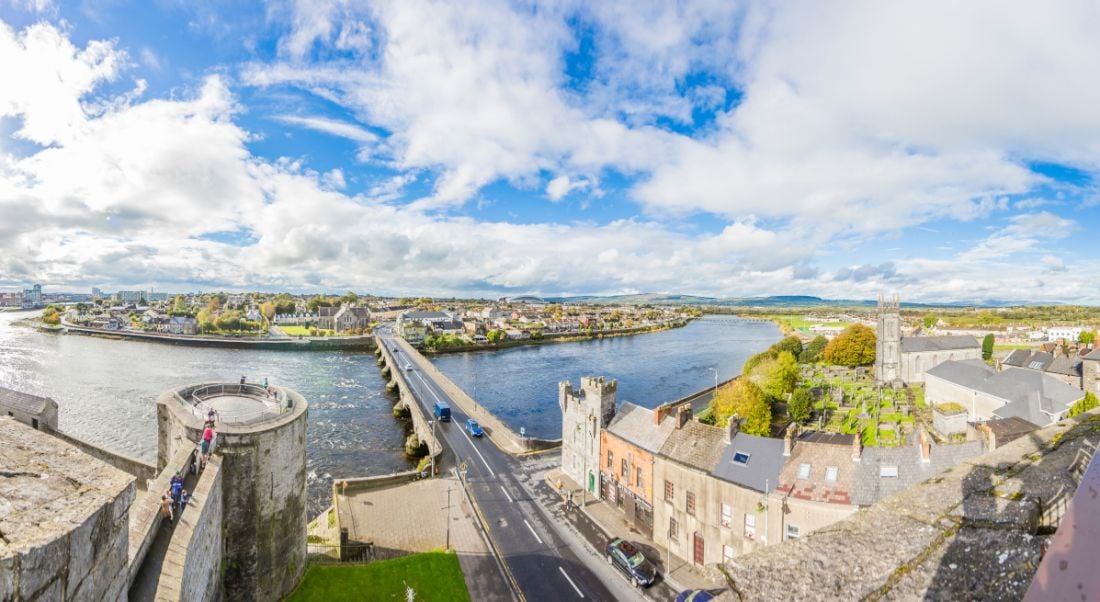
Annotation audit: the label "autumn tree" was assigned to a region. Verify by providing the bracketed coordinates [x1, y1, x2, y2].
[710, 379, 771, 436]
[788, 388, 813, 424]
[260, 301, 276, 322]
[823, 324, 876, 366]
[799, 335, 828, 363]
[749, 351, 800, 401]
[772, 335, 803, 357]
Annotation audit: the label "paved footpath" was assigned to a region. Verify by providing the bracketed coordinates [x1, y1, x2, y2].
[338, 475, 513, 602]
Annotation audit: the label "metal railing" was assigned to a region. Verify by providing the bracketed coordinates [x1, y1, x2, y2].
[177, 383, 294, 426]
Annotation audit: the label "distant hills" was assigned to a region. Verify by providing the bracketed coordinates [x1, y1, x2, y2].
[544, 293, 1062, 309]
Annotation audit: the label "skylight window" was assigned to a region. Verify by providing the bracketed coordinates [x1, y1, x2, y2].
[1028, 361, 1045, 369]
[732, 451, 751, 465]
[880, 465, 899, 478]
[798, 463, 811, 479]
[825, 466, 838, 482]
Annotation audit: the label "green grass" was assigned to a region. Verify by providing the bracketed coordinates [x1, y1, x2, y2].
[280, 325, 337, 337]
[287, 552, 470, 602]
[993, 343, 1037, 350]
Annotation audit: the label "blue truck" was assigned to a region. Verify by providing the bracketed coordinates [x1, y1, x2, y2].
[434, 400, 451, 422]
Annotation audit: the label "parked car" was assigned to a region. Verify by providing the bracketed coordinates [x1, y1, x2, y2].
[675, 590, 715, 602]
[466, 418, 484, 437]
[605, 538, 656, 588]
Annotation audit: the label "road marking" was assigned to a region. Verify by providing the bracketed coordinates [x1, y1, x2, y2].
[500, 485, 514, 503]
[558, 566, 584, 598]
[523, 519, 544, 545]
[412, 369, 497, 478]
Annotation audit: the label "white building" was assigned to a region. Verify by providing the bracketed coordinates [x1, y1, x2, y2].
[1047, 327, 1084, 342]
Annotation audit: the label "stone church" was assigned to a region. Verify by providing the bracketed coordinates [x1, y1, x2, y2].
[875, 294, 981, 385]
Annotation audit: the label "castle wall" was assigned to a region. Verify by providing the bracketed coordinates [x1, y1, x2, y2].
[154, 456, 224, 602]
[559, 376, 616, 498]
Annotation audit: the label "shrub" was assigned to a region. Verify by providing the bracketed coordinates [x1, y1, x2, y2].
[1066, 392, 1099, 418]
[788, 388, 813, 424]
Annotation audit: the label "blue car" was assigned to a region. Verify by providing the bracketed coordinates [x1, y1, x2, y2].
[675, 590, 715, 602]
[465, 418, 484, 437]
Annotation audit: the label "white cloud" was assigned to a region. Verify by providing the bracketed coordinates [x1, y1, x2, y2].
[275, 114, 378, 143]
[546, 175, 588, 201]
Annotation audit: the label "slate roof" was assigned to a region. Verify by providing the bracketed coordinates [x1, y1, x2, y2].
[851, 439, 985, 506]
[978, 416, 1040, 446]
[711, 432, 785, 493]
[402, 310, 451, 320]
[1001, 349, 1082, 379]
[0, 386, 55, 414]
[900, 335, 980, 353]
[658, 421, 727, 472]
[925, 360, 1084, 425]
[776, 431, 857, 505]
[605, 402, 676, 453]
[1046, 355, 1082, 378]
[317, 306, 338, 317]
[1084, 347, 1100, 361]
[1002, 349, 1031, 367]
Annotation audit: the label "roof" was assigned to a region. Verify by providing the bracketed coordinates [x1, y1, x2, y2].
[851, 439, 985, 506]
[658, 421, 727, 472]
[925, 360, 1084, 425]
[711, 432, 785, 493]
[1082, 347, 1100, 361]
[1001, 349, 1031, 367]
[317, 306, 338, 317]
[900, 335, 980, 353]
[776, 431, 857, 505]
[979, 416, 1040, 446]
[402, 310, 451, 320]
[795, 431, 855, 446]
[0, 386, 55, 415]
[604, 402, 676, 453]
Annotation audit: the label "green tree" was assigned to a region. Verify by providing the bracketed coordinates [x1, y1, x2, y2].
[923, 313, 937, 329]
[196, 308, 215, 333]
[1066, 392, 1099, 418]
[772, 335, 803, 357]
[487, 329, 504, 343]
[340, 291, 359, 305]
[307, 296, 334, 313]
[981, 333, 995, 360]
[743, 350, 777, 375]
[260, 301, 276, 322]
[750, 351, 800, 401]
[710, 380, 771, 436]
[788, 388, 813, 424]
[1080, 330, 1097, 345]
[823, 324, 876, 366]
[799, 336, 828, 363]
[172, 295, 188, 314]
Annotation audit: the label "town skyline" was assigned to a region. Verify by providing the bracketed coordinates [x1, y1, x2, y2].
[3, 2, 1099, 303]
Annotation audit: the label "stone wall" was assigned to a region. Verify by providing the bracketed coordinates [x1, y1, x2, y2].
[127, 445, 195, 581]
[721, 410, 1100, 600]
[53, 429, 157, 487]
[0, 417, 135, 602]
[154, 456, 223, 602]
[932, 406, 969, 436]
[377, 341, 442, 461]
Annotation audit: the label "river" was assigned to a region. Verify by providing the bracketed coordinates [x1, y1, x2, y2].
[0, 311, 778, 515]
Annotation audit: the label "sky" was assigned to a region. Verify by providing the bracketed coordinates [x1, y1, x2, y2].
[0, 1, 1097, 303]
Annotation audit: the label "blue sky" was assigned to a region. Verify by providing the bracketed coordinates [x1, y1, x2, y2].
[0, 1, 1098, 302]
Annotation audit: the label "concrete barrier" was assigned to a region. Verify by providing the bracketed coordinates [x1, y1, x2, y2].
[390, 336, 560, 455]
[154, 456, 223, 602]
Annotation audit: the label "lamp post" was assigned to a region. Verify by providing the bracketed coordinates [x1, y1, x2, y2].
[709, 367, 719, 403]
[429, 419, 436, 477]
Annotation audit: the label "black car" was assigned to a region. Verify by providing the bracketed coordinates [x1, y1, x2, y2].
[605, 538, 657, 588]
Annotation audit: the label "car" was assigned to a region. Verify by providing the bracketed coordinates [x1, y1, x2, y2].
[604, 538, 657, 588]
[404, 363, 412, 371]
[466, 418, 484, 437]
[675, 590, 715, 602]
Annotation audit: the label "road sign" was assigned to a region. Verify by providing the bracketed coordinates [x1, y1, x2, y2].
[520, 427, 525, 437]
[460, 462, 468, 472]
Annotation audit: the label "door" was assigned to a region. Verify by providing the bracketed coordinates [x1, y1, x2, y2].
[588, 471, 595, 493]
[693, 532, 704, 565]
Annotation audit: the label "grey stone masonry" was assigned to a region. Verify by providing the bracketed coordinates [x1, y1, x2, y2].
[559, 376, 617, 499]
[0, 416, 135, 602]
[722, 409, 1100, 600]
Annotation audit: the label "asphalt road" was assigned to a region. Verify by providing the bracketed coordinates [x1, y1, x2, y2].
[379, 335, 652, 602]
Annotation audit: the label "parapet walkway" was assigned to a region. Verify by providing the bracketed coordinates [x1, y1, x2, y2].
[128, 453, 201, 601]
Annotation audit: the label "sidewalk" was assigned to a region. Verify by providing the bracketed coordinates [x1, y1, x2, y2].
[545, 468, 724, 595]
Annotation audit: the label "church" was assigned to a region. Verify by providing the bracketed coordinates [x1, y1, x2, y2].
[875, 295, 982, 385]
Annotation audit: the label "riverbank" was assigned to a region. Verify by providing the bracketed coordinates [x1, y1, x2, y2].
[420, 317, 693, 355]
[45, 320, 376, 350]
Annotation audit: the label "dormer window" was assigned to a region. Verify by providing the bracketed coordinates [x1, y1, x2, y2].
[825, 466, 838, 482]
[798, 463, 811, 479]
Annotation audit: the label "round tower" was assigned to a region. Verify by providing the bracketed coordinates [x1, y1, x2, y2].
[157, 382, 308, 601]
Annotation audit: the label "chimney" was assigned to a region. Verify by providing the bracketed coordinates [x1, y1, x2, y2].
[725, 414, 740, 442]
[676, 406, 693, 429]
[783, 423, 798, 457]
[919, 427, 931, 462]
[852, 429, 862, 462]
[655, 404, 672, 426]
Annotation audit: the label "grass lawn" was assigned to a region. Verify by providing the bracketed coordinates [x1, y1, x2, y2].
[993, 343, 1037, 350]
[287, 552, 470, 602]
[279, 325, 337, 337]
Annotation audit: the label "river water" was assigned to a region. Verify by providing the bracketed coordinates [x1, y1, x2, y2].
[0, 311, 778, 515]
[428, 315, 781, 439]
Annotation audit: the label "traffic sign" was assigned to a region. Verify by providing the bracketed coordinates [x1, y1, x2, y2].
[520, 427, 526, 437]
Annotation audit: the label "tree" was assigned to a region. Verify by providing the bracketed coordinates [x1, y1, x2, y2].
[172, 295, 188, 314]
[823, 324, 876, 366]
[772, 335, 803, 357]
[743, 350, 777, 375]
[307, 296, 334, 313]
[981, 334, 995, 360]
[923, 313, 937, 329]
[709, 380, 771, 436]
[487, 329, 504, 343]
[340, 291, 359, 305]
[788, 388, 813, 424]
[206, 296, 222, 313]
[41, 307, 61, 326]
[750, 351, 800, 401]
[1066, 392, 1099, 418]
[799, 335, 828, 363]
[1080, 330, 1097, 346]
[260, 301, 276, 322]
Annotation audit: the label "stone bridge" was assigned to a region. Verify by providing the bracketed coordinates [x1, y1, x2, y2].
[375, 336, 443, 462]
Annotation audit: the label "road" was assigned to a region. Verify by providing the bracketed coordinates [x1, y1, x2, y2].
[378, 334, 662, 602]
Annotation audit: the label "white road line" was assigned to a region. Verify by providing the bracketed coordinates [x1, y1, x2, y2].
[412, 368, 497, 478]
[558, 566, 584, 598]
[500, 485, 514, 503]
[523, 519, 544, 545]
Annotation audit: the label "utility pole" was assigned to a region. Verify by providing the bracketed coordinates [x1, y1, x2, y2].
[446, 485, 452, 551]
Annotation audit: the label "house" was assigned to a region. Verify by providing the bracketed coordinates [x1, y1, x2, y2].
[396, 320, 428, 344]
[925, 360, 1085, 426]
[599, 402, 678, 537]
[773, 430, 862, 542]
[245, 308, 262, 322]
[559, 377, 618, 499]
[0, 386, 58, 431]
[316, 306, 338, 330]
[1001, 349, 1084, 389]
[1082, 348, 1100, 396]
[1047, 327, 1084, 342]
[333, 306, 370, 333]
[851, 429, 984, 507]
[166, 316, 198, 335]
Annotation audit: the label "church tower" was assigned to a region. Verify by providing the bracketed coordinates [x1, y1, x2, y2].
[875, 294, 901, 384]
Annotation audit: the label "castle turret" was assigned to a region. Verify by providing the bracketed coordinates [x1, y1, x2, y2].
[558, 376, 617, 499]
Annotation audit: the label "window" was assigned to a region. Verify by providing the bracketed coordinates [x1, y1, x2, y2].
[723, 545, 735, 563]
[606, 450, 613, 469]
[621, 458, 628, 479]
[798, 463, 811, 479]
[670, 517, 679, 538]
[664, 480, 675, 502]
[879, 465, 899, 478]
[686, 491, 696, 516]
[744, 514, 756, 539]
[732, 451, 751, 465]
[786, 524, 800, 540]
[825, 466, 838, 482]
[635, 466, 643, 488]
[720, 504, 732, 528]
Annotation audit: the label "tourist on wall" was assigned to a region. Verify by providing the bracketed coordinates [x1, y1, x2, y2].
[160, 492, 173, 521]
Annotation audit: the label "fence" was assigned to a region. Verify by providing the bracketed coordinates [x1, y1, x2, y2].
[175, 383, 293, 426]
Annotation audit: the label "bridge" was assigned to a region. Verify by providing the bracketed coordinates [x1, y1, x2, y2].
[373, 330, 636, 601]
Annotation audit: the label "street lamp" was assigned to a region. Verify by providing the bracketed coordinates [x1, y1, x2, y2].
[708, 367, 719, 402]
[428, 419, 436, 478]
